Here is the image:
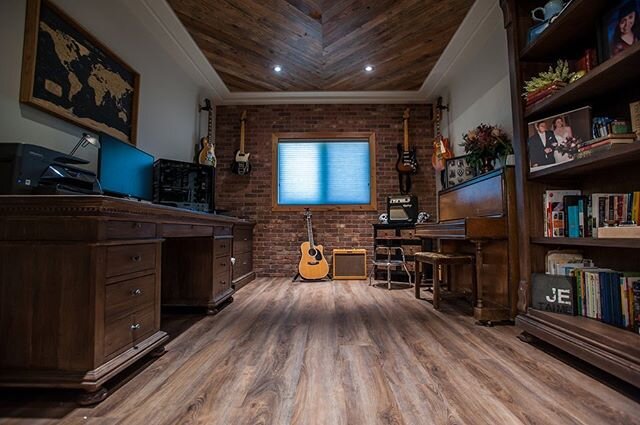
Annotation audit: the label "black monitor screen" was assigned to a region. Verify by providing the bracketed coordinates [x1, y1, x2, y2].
[98, 134, 154, 201]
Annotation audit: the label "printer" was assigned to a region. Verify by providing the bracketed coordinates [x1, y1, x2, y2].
[0, 143, 102, 195]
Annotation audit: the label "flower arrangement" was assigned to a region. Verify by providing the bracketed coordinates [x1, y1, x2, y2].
[461, 124, 513, 172]
[553, 136, 581, 159]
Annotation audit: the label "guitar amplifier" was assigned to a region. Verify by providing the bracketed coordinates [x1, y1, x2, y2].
[387, 195, 418, 223]
[153, 159, 214, 212]
[333, 249, 367, 280]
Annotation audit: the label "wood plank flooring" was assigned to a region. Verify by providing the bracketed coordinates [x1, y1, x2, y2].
[1, 278, 638, 424]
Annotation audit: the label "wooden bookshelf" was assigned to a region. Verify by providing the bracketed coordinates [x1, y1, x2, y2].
[525, 42, 640, 119]
[519, 0, 609, 61]
[501, 0, 640, 387]
[528, 142, 640, 180]
[531, 237, 640, 249]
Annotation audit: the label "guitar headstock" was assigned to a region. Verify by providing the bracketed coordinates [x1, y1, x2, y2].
[403, 108, 410, 120]
[200, 98, 212, 112]
[241, 110, 247, 122]
[303, 208, 312, 219]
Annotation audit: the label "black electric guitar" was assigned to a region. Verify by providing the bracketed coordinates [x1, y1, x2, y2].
[231, 110, 251, 175]
[298, 209, 329, 280]
[395, 108, 418, 193]
[197, 99, 217, 167]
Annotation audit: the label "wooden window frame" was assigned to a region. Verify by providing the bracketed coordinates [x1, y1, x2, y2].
[271, 132, 377, 212]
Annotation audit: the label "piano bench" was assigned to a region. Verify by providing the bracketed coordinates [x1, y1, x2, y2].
[414, 252, 476, 310]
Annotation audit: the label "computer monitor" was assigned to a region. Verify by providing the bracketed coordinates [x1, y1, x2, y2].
[98, 134, 154, 201]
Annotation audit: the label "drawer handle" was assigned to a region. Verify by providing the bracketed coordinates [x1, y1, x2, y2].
[131, 288, 142, 296]
[131, 323, 141, 330]
[242, 262, 247, 265]
[231, 257, 236, 265]
[131, 255, 142, 262]
[135, 223, 142, 229]
[220, 281, 226, 285]
[243, 237, 248, 241]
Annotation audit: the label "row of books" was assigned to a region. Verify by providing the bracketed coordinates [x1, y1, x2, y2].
[553, 262, 640, 332]
[543, 190, 640, 238]
[576, 133, 637, 157]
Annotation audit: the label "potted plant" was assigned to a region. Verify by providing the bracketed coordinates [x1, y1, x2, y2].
[461, 124, 513, 173]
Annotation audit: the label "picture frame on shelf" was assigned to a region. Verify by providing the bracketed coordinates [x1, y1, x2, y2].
[527, 106, 592, 173]
[598, 0, 640, 62]
[444, 155, 477, 189]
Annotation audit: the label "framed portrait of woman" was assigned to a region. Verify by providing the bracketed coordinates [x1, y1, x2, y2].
[600, 0, 640, 60]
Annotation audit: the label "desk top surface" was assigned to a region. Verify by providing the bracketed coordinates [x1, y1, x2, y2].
[0, 195, 252, 226]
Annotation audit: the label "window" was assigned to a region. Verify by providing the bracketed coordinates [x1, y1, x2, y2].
[272, 132, 377, 211]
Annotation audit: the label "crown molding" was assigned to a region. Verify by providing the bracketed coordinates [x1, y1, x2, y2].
[418, 0, 499, 101]
[125, 0, 488, 105]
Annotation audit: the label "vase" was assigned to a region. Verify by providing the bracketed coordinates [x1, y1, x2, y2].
[480, 157, 495, 173]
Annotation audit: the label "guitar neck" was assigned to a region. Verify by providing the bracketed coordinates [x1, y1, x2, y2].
[208, 107, 214, 145]
[239, 111, 247, 154]
[403, 108, 410, 151]
[307, 216, 314, 247]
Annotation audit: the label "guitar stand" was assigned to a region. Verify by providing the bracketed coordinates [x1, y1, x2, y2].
[292, 272, 333, 282]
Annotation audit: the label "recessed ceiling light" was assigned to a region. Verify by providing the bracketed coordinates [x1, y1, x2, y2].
[364, 65, 374, 72]
[273, 65, 282, 73]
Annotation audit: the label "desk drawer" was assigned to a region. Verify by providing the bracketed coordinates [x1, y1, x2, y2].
[105, 274, 156, 319]
[215, 226, 232, 237]
[400, 229, 416, 239]
[377, 229, 396, 238]
[106, 243, 157, 278]
[214, 256, 230, 276]
[234, 226, 253, 242]
[104, 305, 156, 359]
[162, 224, 213, 238]
[233, 252, 252, 279]
[214, 239, 231, 257]
[106, 221, 156, 239]
[214, 270, 231, 293]
[233, 239, 252, 255]
[402, 244, 422, 256]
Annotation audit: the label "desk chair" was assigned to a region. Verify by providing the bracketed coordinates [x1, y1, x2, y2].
[369, 246, 412, 290]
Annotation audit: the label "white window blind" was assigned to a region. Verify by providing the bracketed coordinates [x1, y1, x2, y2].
[277, 139, 372, 206]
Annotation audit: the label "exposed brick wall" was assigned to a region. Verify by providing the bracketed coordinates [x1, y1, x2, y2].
[215, 104, 435, 277]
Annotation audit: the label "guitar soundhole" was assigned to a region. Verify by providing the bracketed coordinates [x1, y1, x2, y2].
[308, 248, 317, 257]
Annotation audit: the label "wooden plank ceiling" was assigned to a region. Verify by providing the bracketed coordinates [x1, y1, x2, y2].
[168, 0, 475, 92]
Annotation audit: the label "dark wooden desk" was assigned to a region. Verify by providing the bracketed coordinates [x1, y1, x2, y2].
[415, 168, 519, 323]
[0, 195, 253, 403]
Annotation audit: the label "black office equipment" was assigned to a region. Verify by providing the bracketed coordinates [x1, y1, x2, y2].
[0, 143, 101, 195]
[98, 134, 154, 201]
[387, 195, 418, 223]
[153, 159, 214, 213]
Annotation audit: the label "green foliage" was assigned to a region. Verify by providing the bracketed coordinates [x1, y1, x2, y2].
[523, 60, 575, 95]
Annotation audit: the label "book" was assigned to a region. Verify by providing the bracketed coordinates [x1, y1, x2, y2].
[544, 190, 581, 237]
[596, 226, 640, 238]
[577, 134, 636, 152]
[633, 280, 640, 333]
[631, 100, 640, 140]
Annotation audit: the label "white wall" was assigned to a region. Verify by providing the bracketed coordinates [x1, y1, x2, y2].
[427, 0, 513, 158]
[0, 0, 211, 169]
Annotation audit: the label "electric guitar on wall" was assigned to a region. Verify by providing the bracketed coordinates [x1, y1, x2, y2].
[298, 209, 329, 280]
[395, 108, 418, 194]
[231, 110, 251, 175]
[198, 99, 217, 167]
[432, 97, 452, 171]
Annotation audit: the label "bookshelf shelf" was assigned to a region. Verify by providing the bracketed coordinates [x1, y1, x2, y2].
[516, 309, 640, 387]
[524, 42, 640, 119]
[519, 0, 609, 61]
[531, 237, 640, 249]
[528, 142, 640, 180]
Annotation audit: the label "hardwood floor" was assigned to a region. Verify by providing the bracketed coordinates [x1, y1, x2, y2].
[1, 278, 638, 424]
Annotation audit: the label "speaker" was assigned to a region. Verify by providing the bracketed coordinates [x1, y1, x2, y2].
[333, 249, 367, 280]
[387, 195, 418, 223]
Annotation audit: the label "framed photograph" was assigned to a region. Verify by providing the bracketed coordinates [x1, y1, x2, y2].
[20, 0, 140, 144]
[599, 0, 640, 61]
[444, 155, 477, 188]
[527, 106, 592, 172]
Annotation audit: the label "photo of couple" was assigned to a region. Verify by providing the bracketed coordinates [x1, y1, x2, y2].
[527, 106, 592, 171]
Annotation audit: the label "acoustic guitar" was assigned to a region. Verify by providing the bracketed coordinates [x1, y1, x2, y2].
[298, 209, 329, 280]
[231, 110, 251, 175]
[395, 108, 418, 194]
[198, 99, 217, 167]
[432, 97, 452, 171]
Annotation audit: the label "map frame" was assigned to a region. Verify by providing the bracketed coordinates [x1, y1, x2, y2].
[20, 0, 140, 145]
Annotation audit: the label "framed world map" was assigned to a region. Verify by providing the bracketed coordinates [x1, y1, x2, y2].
[20, 0, 140, 144]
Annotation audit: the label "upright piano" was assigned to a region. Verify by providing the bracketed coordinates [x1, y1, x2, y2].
[416, 167, 519, 323]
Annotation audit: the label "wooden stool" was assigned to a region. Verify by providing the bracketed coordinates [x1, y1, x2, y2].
[414, 252, 476, 310]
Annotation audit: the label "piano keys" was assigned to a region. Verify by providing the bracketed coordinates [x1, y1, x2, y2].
[416, 167, 519, 323]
